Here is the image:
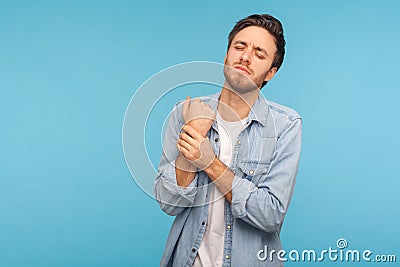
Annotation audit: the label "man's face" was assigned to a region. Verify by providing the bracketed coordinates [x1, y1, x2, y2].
[224, 26, 278, 93]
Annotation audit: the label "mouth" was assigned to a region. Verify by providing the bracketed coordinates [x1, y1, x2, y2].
[233, 65, 251, 75]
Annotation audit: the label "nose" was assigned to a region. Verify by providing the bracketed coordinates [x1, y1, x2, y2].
[240, 47, 252, 64]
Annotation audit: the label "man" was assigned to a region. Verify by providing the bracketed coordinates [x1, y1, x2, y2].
[155, 14, 302, 267]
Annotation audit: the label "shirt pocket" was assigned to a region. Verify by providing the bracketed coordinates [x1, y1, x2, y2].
[237, 160, 270, 183]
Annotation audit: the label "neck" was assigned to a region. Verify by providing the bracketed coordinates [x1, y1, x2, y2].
[218, 82, 259, 122]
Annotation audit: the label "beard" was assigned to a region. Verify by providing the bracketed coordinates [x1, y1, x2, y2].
[223, 65, 262, 94]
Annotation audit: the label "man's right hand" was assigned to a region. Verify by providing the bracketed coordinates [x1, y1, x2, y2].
[182, 96, 216, 137]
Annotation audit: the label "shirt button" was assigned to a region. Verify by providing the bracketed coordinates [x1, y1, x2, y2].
[249, 170, 254, 175]
[225, 255, 230, 259]
[214, 138, 219, 142]
[201, 221, 206, 226]
[227, 225, 231, 229]
[192, 248, 196, 253]
[237, 140, 241, 145]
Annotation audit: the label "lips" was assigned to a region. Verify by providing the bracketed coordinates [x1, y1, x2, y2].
[233, 65, 251, 75]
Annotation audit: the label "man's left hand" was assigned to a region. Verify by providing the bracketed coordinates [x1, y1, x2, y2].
[177, 125, 215, 171]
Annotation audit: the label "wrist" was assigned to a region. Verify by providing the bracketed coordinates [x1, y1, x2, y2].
[203, 156, 218, 174]
[185, 122, 210, 137]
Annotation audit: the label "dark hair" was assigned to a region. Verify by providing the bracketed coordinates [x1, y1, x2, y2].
[227, 14, 286, 87]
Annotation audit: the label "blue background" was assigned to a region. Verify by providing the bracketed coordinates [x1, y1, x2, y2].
[1, 0, 399, 266]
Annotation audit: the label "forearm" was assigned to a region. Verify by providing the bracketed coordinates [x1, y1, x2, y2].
[204, 158, 290, 232]
[204, 157, 234, 202]
[175, 152, 197, 188]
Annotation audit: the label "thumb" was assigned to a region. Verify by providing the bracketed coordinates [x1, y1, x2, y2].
[182, 96, 191, 116]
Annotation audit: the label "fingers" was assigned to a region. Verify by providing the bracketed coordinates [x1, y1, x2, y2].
[177, 143, 191, 160]
[177, 131, 197, 154]
[182, 124, 203, 139]
[180, 131, 196, 145]
[177, 139, 191, 152]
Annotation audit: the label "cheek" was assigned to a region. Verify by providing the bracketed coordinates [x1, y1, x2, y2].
[255, 61, 272, 76]
[251, 66, 270, 85]
[225, 55, 232, 65]
[226, 51, 240, 64]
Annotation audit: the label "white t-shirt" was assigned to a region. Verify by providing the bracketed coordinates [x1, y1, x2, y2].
[193, 112, 246, 267]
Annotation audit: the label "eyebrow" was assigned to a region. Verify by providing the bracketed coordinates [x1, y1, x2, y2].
[234, 40, 268, 56]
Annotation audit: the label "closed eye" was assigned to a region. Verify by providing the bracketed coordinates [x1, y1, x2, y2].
[255, 52, 265, 59]
[255, 47, 267, 59]
[233, 40, 248, 50]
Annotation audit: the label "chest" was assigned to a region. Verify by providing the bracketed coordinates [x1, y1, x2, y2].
[209, 122, 277, 185]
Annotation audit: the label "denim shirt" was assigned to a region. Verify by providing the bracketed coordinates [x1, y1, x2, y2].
[154, 92, 302, 267]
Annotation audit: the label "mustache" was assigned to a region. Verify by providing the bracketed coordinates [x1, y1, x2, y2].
[231, 63, 252, 75]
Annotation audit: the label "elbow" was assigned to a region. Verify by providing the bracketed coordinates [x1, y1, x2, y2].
[242, 197, 288, 233]
[154, 181, 191, 216]
[256, 188, 290, 233]
[159, 202, 184, 216]
[261, 212, 285, 233]
[261, 198, 287, 233]
[154, 184, 183, 216]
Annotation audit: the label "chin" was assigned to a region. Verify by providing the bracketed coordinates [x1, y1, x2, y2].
[223, 67, 259, 94]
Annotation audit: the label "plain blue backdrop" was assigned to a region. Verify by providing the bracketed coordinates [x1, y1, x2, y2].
[1, 1, 399, 266]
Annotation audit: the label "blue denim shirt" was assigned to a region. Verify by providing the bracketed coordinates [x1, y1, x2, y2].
[154, 92, 302, 267]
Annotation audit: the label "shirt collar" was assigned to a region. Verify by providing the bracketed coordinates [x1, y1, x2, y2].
[208, 91, 269, 128]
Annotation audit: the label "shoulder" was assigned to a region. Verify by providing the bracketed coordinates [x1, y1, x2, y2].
[267, 99, 301, 121]
[263, 97, 302, 137]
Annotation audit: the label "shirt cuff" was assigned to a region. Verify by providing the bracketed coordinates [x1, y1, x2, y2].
[231, 175, 257, 218]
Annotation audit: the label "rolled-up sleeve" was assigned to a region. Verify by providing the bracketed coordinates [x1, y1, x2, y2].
[231, 117, 302, 232]
[154, 102, 199, 216]
[231, 175, 258, 218]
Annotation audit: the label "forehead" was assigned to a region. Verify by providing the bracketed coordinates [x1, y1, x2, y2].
[232, 26, 277, 53]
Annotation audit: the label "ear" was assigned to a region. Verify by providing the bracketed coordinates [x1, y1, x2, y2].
[264, 67, 277, 82]
[224, 55, 227, 65]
